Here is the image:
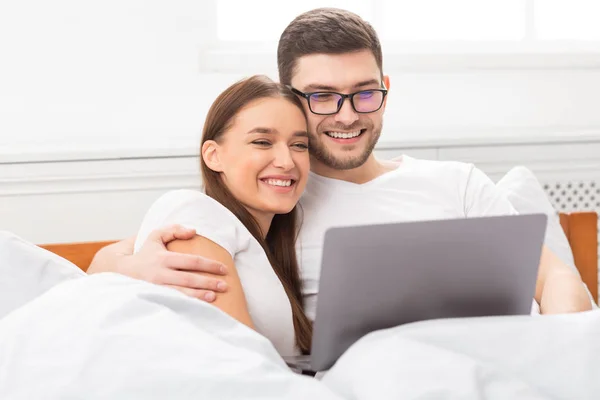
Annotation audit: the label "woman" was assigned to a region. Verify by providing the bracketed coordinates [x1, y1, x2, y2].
[133, 75, 312, 356]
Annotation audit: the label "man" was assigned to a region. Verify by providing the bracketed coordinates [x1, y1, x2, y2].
[89, 8, 592, 314]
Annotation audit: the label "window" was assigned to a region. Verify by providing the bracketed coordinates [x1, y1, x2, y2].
[205, 0, 600, 71]
[217, 0, 372, 42]
[536, 0, 600, 40]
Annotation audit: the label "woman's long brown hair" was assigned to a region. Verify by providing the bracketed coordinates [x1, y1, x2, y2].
[200, 75, 312, 353]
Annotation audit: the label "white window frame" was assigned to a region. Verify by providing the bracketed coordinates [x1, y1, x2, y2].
[198, 0, 600, 73]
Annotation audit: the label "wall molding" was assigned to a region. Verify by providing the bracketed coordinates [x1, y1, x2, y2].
[3, 131, 600, 197]
[0, 156, 200, 196]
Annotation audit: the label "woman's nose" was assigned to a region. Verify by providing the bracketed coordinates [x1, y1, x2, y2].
[272, 147, 295, 171]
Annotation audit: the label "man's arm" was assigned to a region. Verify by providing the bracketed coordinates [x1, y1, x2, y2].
[463, 165, 592, 314]
[536, 245, 593, 314]
[87, 225, 229, 302]
[87, 236, 137, 274]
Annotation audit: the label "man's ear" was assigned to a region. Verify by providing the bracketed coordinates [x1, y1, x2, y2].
[201, 140, 223, 172]
[382, 75, 391, 109]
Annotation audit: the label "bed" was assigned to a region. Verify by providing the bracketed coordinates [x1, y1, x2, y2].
[1, 213, 599, 399]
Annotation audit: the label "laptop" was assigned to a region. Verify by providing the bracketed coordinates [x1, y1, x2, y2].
[284, 213, 547, 373]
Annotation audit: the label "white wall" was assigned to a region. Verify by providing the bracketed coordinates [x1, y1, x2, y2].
[2, 1, 600, 160]
[2, 1, 600, 245]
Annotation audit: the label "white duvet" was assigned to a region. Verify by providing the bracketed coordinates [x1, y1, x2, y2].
[323, 311, 600, 399]
[0, 274, 341, 399]
[0, 274, 599, 400]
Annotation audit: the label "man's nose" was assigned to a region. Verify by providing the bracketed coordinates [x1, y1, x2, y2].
[334, 98, 359, 125]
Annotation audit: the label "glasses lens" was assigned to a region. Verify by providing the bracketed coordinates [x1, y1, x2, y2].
[308, 93, 343, 115]
[352, 90, 384, 113]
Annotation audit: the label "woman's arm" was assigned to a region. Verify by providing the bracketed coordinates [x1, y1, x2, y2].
[167, 235, 255, 329]
[535, 245, 593, 314]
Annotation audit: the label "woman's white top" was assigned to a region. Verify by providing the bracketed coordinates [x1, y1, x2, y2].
[134, 189, 296, 356]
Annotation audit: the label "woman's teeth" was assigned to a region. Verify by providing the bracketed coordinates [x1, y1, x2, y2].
[326, 130, 362, 139]
[264, 179, 292, 187]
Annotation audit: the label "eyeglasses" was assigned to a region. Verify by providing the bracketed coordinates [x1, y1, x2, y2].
[289, 86, 388, 115]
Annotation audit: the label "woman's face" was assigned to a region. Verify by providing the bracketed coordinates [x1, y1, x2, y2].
[203, 97, 309, 227]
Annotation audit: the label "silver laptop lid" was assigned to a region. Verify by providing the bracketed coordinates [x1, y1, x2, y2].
[310, 214, 547, 371]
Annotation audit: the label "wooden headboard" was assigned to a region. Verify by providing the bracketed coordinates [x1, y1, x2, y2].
[39, 212, 599, 304]
[559, 212, 598, 303]
[39, 241, 116, 273]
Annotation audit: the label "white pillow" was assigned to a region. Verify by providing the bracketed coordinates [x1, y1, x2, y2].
[0, 231, 86, 320]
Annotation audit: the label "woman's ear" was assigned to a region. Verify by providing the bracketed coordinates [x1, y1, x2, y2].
[201, 140, 223, 172]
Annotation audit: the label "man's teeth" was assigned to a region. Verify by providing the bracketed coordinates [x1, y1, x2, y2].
[265, 179, 292, 187]
[326, 130, 362, 139]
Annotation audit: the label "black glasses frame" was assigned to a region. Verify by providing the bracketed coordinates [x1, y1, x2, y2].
[289, 86, 388, 115]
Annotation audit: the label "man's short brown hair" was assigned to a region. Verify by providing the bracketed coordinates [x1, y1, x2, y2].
[277, 8, 383, 85]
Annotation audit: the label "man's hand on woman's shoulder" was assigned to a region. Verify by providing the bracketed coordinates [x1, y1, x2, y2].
[87, 225, 229, 302]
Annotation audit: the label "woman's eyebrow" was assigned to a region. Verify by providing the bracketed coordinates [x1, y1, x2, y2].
[247, 127, 308, 138]
[293, 131, 309, 138]
[247, 127, 276, 134]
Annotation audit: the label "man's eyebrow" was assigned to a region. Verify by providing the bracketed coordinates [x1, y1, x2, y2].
[303, 79, 381, 92]
[303, 83, 339, 92]
[352, 79, 380, 89]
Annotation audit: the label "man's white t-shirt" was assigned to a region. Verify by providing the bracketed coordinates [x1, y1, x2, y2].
[297, 155, 519, 320]
[133, 190, 297, 356]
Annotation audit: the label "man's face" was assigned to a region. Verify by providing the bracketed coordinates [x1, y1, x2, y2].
[290, 50, 389, 171]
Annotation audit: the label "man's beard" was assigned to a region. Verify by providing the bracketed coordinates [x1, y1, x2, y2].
[309, 119, 382, 171]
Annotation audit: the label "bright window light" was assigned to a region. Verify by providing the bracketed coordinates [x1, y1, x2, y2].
[535, 0, 600, 41]
[381, 0, 527, 41]
[217, 0, 372, 41]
